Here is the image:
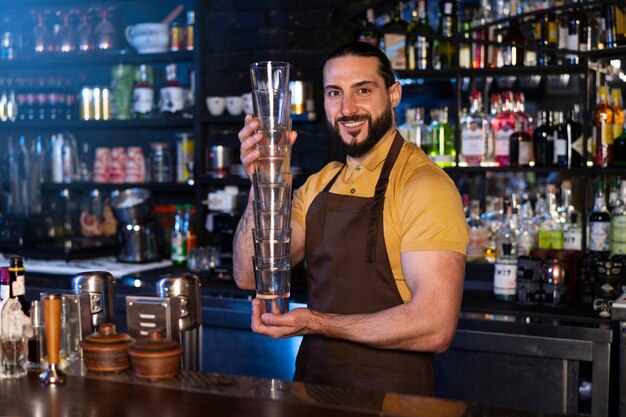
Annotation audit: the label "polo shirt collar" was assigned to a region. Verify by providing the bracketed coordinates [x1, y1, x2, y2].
[345, 130, 397, 178]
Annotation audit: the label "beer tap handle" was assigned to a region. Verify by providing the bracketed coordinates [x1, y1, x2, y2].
[40, 293, 65, 385]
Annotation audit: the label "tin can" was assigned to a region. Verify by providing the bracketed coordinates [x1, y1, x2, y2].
[93, 147, 111, 183]
[185, 11, 195, 51]
[126, 146, 146, 183]
[176, 133, 194, 183]
[109, 147, 127, 183]
[80, 87, 93, 120]
[169, 22, 184, 52]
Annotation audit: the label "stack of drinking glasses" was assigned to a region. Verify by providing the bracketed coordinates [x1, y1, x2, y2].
[250, 61, 293, 315]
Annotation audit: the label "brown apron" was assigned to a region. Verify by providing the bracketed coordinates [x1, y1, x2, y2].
[294, 133, 434, 396]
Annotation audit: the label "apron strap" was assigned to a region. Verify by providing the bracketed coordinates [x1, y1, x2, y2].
[365, 132, 404, 263]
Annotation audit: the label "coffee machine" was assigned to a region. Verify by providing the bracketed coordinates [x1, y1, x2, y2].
[110, 188, 159, 263]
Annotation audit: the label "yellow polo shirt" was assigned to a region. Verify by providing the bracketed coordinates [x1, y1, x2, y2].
[292, 131, 469, 302]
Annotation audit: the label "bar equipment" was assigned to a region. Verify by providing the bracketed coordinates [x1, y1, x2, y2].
[71, 271, 115, 331]
[110, 188, 159, 263]
[249, 61, 293, 315]
[126, 273, 202, 371]
[40, 293, 65, 385]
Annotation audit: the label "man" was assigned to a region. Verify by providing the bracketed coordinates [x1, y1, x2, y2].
[233, 41, 469, 396]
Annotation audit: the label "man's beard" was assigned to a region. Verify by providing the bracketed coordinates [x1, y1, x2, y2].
[327, 105, 394, 158]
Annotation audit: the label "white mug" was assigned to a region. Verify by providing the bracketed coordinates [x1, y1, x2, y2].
[206, 97, 226, 116]
[226, 96, 243, 116]
[125, 23, 169, 54]
[242, 93, 254, 115]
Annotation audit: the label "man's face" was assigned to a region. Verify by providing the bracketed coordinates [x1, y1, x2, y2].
[323, 55, 401, 158]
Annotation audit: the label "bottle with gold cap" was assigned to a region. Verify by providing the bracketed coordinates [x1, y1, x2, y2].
[593, 86, 614, 167]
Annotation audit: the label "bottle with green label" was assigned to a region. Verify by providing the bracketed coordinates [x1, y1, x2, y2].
[537, 184, 563, 250]
[611, 179, 626, 255]
[588, 179, 611, 254]
[171, 205, 187, 265]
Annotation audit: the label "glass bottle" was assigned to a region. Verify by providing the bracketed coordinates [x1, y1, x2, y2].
[148, 142, 173, 183]
[414, 107, 430, 152]
[509, 120, 532, 167]
[588, 179, 611, 254]
[552, 111, 569, 167]
[382, 2, 409, 70]
[94, 7, 118, 51]
[183, 204, 197, 257]
[532, 111, 556, 167]
[611, 88, 624, 141]
[467, 200, 488, 262]
[57, 11, 76, 53]
[494, 205, 517, 302]
[185, 10, 195, 51]
[470, 0, 493, 69]
[566, 5, 588, 64]
[133, 65, 154, 119]
[429, 106, 455, 167]
[500, 19, 525, 67]
[608, 175, 620, 212]
[32, 11, 52, 54]
[611, 180, 626, 255]
[491, 91, 516, 167]
[516, 198, 537, 256]
[614, 121, 626, 166]
[481, 196, 504, 263]
[76, 10, 94, 52]
[159, 64, 184, 117]
[407, 0, 433, 70]
[537, 184, 564, 249]
[435, 0, 458, 70]
[593, 86, 614, 167]
[556, 107, 583, 168]
[461, 91, 489, 166]
[1, 256, 31, 335]
[535, 8, 558, 65]
[7, 135, 30, 216]
[358, 8, 379, 47]
[171, 205, 187, 265]
[398, 108, 416, 144]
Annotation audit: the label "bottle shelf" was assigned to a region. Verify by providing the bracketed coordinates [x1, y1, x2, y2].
[397, 64, 587, 81]
[445, 165, 626, 175]
[0, 50, 194, 71]
[0, 118, 195, 131]
[42, 182, 195, 193]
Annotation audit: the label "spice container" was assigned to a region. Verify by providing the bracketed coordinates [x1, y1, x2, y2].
[80, 323, 135, 372]
[128, 330, 182, 380]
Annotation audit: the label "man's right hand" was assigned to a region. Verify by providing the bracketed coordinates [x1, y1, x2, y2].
[237, 114, 298, 179]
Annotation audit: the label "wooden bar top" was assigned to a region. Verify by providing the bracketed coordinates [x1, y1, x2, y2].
[0, 368, 556, 417]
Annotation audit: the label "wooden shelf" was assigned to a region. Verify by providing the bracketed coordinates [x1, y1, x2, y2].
[0, 118, 195, 131]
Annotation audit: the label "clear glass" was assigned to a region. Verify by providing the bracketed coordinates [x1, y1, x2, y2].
[250, 61, 291, 91]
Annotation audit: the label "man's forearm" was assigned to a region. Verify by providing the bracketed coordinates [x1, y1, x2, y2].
[232, 187, 256, 290]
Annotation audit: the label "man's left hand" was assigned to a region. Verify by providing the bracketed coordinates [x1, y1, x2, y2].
[251, 298, 317, 338]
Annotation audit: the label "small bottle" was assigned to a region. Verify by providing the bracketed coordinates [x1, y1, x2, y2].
[466, 200, 488, 262]
[429, 107, 455, 167]
[358, 8, 379, 46]
[183, 204, 197, 257]
[538, 184, 564, 250]
[588, 179, 611, 254]
[494, 206, 517, 302]
[382, 2, 409, 70]
[1, 256, 30, 335]
[593, 86, 614, 167]
[159, 64, 184, 117]
[561, 180, 582, 251]
[610, 180, 626, 255]
[185, 11, 195, 51]
[407, 0, 433, 70]
[133, 64, 154, 119]
[171, 205, 187, 265]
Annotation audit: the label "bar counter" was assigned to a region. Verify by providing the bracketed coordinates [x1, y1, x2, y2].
[0, 367, 555, 417]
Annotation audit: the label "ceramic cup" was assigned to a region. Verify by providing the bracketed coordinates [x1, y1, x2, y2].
[242, 93, 254, 115]
[206, 97, 226, 116]
[226, 96, 243, 116]
[125, 23, 169, 54]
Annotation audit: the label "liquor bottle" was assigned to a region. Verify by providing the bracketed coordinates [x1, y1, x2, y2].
[532, 111, 556, 167]
[535, 8, 558, 65]
[588, 179, 611, 254]
[382, 2, 409, 70]
[398, 108, 416, 144]
[159, 64, 184, 117]
[429, 107, 455, 167]
[358, 8, 379, 47]
[552, 111, 569, 167]
[466, 200, 488, 261]
[494, 205, 517, 302]
[491, 91, 516, 167]
[611, 88, 624, 141]
[481, 196, 503, 263]
[566, 5, 588, 64]
[133, 64, 154, 119]
[435, 0, 458, 70]
[611, 180, 626, 254]
[0, 267, 9, 304]
[470, 0, 493, 69]
[516, 198, 537, 256]
[183, 204, 197, 257]
[171, 205, 187, 265]
[509, 120, 532, 167]
[500, 19, 525, 67]
[185, 10, 195, 51]
[593, 86, 614, 167]
[414, 107, 431, 152]
[458, 13, 471, 69]
[407, 0, 433, 70]
[557, 107, 584, 168]
[560, 180, 582, 250]
[1, 256, 31, 335]
[512, 92, 533, 136]
[614, 122, 626, 166]
[537, 184, 564, 250]
[608, 175, 620, 212]
[460, 91, 489, 166]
